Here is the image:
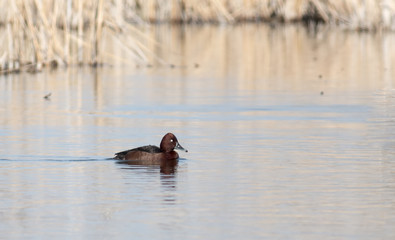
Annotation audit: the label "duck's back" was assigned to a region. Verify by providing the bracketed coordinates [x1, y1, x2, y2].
[114, 145, 161, 160]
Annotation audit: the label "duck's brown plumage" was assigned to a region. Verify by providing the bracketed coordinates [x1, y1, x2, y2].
[114, 133, 187, 165]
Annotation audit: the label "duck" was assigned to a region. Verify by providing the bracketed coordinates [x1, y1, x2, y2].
[114, 133, 188, 165]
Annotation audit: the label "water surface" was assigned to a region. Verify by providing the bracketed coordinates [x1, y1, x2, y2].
[1, 24, 395, 239]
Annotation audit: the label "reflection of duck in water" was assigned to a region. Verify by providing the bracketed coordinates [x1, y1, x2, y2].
[114, 133, 188, 173]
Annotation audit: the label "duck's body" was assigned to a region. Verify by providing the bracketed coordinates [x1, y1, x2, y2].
[114, 133, 187, 165]
[115, 145, 162, 158]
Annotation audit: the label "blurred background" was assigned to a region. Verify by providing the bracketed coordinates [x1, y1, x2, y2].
[1, 1, 395, 240]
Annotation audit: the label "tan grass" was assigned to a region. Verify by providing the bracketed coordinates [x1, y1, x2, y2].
[0, 0, 394, 75]
[129, 0, 395, 28]
[0, 0, 151, 74]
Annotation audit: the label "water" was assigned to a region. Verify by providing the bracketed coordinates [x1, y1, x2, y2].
[1, 24, 395, 239]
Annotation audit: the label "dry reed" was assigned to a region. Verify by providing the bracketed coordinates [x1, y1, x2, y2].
[124, 0, 395, 29]
[0, 0, 150, 74]
[0, 0, 394, 75]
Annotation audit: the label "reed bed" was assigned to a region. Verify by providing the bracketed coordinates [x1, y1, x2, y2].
[0, 0, 394, 75]
[125, 0, 395, 29]
[0, 0, 150, 74]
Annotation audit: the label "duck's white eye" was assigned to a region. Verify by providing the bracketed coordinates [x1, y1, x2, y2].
[170, 139, 173, 142]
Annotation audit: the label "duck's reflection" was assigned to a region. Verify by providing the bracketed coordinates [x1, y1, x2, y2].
[160, 173, 177, 204]
[159, 159, 178, 174]
[116, 159, 178, 174]
[116, 160, 179, 204]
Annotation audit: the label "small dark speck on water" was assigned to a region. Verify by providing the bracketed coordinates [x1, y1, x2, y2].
[49, 60, 58, 69]
[44, 93, 52, 100]
[320, 91, 324, 95]
[194, 63, 200, 68]
[170, 64, 175, 68]
[318, 74, 322, 78]
[146, 64, 153, 68]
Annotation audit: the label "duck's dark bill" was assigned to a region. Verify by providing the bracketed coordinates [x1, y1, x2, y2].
[175, 143, 188, 152]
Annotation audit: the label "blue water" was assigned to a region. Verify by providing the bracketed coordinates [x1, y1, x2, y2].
[1, 25, 395, 239]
